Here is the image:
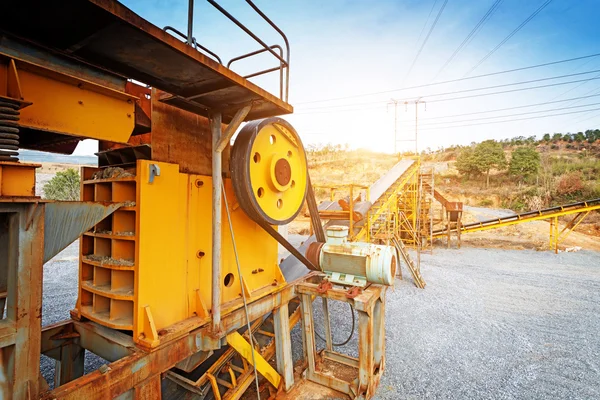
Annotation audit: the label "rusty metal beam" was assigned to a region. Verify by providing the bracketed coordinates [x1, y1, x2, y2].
[216, 105, 252, 152]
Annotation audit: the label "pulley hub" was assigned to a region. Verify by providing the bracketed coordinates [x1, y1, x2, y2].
[231, 118, 308, 225]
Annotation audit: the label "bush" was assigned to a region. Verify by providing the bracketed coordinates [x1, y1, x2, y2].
[555, 172, 583, 196]
[43, 168, 80, 200]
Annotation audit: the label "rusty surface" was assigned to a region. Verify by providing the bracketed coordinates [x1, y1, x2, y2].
[305, 242, 323, 271]
[151, 89, 230, 176]
[0, 0, 292, 122]
[316, 280, 333, 294]
[274, 158, 291, 186]
[0, 203, 44, 399]
[345, 286, 362, 299]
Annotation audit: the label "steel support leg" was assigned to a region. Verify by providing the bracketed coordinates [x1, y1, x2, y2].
[357, 309, 374, 396]
[300, 293, 316, 374]
[210, 112, 223, 333]
[273, 303, 294, 391]
[321, 298, 333, 351]
[372, 296, 385, 372]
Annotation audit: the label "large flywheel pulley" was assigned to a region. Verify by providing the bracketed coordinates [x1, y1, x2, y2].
[231, 118, 308, 225]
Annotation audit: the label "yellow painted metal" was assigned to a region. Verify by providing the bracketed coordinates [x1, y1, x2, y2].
[433, 203, 600, 237]
[78, 160, 285, 347]
[249, 123, 307, 222]
[0, 53, 136, 143]
[226, 331, 282, 389]
[0, 162, 39, 197]
[355, 160, 420, 242]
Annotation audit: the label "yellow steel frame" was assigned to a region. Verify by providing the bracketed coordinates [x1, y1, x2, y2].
[355, 159, 420, 243]
[77, 160, 286, 348]
[433, 202, 600, 252]
[0, 53, 136, 143]
[226, 331, 281, 389]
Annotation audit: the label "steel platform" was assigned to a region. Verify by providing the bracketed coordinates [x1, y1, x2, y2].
[0, 0, 293, 123]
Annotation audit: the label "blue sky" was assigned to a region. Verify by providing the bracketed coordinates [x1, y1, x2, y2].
[77, 0, 600, 154]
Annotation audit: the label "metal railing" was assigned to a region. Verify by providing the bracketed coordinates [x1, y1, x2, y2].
[164, 0, 291, 102]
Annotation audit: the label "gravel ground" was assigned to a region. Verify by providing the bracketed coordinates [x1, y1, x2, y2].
[43, 243, 600, 399]
[41, 243, 106, 388]
[290, 247, 600, 399]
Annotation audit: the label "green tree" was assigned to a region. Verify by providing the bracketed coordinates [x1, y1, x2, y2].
[455, 147, 479, 179]
[551, 133, 563, 142]
[455, 140, 507, 187]
[509, 147, 540, 181]
[473, 140, 507, 188]
[43, 168, 80, 200]
[542, 133, 551, 142]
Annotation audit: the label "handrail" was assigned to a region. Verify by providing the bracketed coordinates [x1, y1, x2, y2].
[207, 0, 290, 102]
[228, 45, 285, 98]
[245, 0, 291, 102]
[162, 26, 223, 64]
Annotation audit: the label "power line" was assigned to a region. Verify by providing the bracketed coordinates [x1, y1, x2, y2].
[402, 0, 449, 83]
[294, 77, 600, 115]
[297, 69, 600, 111]
[295, 52, 600, 105]
[413, 102, 600, 126]
[427, 76, 600, 104]
[432, 0, 503, 81]
[418, 106, 600, 131]
[415, 0, 439, 48]
[413, 93, 600, 121]
[464, 0, 554, 76]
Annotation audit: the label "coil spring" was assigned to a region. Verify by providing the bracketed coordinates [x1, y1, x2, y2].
[0, 99, 20, 162]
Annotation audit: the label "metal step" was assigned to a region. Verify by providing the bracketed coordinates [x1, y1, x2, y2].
[391, 235, 426, 289]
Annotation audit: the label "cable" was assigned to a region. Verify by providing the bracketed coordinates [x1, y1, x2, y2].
[295, 52, 600, 105]
[426, 76, 600, 104]
[465, 0, 553, 76]
[432, 0, 503, 81]
[221, 182, 261, 400]
[402, 0, 449, 83]
[415, 0, 439, 48]
[412, 102, 600, 126]
[418, 106, 600, 131]
[296, 72, 600, 113]
[313, 301, 355, 347]
[408, 93, 600, 121]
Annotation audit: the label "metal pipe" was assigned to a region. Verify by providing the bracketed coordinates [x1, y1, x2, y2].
[210, 112, 223, 333]
[227, 45, 284, 68]
[187, 0, 194, 46]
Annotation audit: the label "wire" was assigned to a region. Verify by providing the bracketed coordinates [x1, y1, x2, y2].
[296, 71, 600, 113]
[418, 106, 600, 131]
[415, 0, 439, 47]
[402, 0, 449, 83]
[412, 101, 600, 126]
[432, 0, 503, 81]
[313, 301, 355, 347]
[409, 93, 600, 121]
[221, 182, 261, 400]
[464, 0, 554, 76]
[295, 52, 600, 105]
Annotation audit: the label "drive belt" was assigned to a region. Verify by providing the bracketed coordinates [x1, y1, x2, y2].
[253, 176, 324, 272]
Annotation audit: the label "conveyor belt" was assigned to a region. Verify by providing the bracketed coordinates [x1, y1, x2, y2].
[433, 198, 600, 237]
